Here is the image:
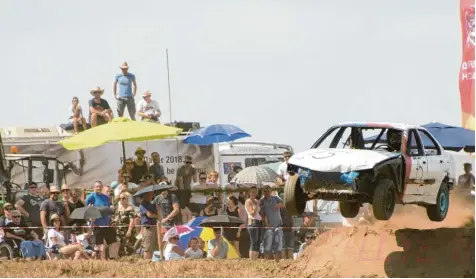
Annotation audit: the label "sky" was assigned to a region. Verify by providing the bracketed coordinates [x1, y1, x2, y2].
[0, 0, 465, 152]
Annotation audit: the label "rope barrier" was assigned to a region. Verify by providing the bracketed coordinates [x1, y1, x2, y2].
[0, 224, 324, 230]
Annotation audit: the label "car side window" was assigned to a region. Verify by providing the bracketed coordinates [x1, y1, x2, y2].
[417, 130, 441, 156]
[406, 129, 422, 157]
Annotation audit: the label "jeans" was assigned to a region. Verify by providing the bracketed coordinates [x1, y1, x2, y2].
[248, 219, 263, 252]
[263, 227, 283, 254]
[117, 96, 136, 120]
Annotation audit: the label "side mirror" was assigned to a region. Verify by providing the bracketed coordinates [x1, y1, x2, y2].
[44, 169, 54, 183]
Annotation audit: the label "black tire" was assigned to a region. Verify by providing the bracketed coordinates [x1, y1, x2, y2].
[0, 243, 14, 260]
[372, 178, 396, 220]
[339, 201, 360, 218]
[284, 174, 307, 216]
[426, 183, 450, 222]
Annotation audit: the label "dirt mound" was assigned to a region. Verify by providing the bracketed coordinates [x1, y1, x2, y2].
[285, 227, 474, 278]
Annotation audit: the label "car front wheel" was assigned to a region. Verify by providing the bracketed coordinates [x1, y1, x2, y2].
[372, 178, 396, 220]
[284, 173, 308, 216]
[426, 183, 449, 222]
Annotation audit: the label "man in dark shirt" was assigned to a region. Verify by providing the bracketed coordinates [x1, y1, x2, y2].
[176, 156, 197, 207]
[89, 86, 113, 127]
[139, 191, 158, 259]
[149, 152, 165, 183]
[15, 182, 44, 238]
[131, 147, 149, 184]
[152, 186, 180, 229]
[39, 185, 68, 235]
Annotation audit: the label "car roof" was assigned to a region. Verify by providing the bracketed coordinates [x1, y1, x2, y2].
[333, 122, 422, 131]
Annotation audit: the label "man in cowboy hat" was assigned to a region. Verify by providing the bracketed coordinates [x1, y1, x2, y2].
[113, 62, 137, 120]
[131, 147, 150, 184]
[39, 185, 68, 234]
[136, 89, 161, 123]
[88, 86, 113, 127]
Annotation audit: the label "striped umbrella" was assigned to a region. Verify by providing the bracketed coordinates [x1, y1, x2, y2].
[231, 166, 278, 187]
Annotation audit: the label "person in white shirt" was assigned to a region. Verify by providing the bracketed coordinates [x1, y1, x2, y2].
[136, 90, 161, 123]
[164, 234, 184, 261]
[184, 237, 204, 259]
[69, 96, 88, 134]
[277, 151, 293, 186]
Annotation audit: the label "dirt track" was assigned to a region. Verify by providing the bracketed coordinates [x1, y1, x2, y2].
[2, 194, 475, 278]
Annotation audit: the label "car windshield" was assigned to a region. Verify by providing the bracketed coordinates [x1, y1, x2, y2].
[312, 126, 401, 150]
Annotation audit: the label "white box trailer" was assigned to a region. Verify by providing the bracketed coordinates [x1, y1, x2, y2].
[0, 126, 294, 189]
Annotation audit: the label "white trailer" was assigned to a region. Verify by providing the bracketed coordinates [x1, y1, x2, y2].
[0, 125, 293, 189]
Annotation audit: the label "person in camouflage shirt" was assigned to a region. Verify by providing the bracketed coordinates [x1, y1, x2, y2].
[112, 191, 138, 256]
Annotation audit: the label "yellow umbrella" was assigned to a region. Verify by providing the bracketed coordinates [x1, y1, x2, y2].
[59, 117, 182, 158]
[200, 227, 240, 259]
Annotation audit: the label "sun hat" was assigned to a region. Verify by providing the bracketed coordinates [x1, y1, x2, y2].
[90, 86, 105, 96]
[119, 62, 129, 69]
[142, 90, 152, 97]
[49, 185, 60, 193]
[50, 213, 61, 221]
[10, 210, 21, 217]
[135, 147, 146, 155]
[3, 202, 13, 209]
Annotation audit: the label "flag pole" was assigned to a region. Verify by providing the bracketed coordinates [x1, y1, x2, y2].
[166, 48, 173, 124]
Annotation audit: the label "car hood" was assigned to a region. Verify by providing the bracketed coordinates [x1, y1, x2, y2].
[288, 148, 401, 173]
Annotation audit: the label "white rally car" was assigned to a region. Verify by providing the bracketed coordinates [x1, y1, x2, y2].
[284, 122, 455, 222]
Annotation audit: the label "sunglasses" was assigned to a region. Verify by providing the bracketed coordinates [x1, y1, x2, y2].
[4, 207, 13, 211]
[305, 237, 313, 240]
[53, 219, 61, 222]
[29, 186, 37, 189]
[185, 161, 192, 164]
[52, 192, 59, 195]
[12, 216, 21, 219]
[126, 162, 133, 165]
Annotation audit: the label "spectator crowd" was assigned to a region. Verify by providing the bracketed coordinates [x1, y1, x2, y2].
[67, 61, 161, 134]
[0, 149, 320, 261]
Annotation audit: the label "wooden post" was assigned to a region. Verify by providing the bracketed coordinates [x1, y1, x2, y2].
[156, 208, 164, 261]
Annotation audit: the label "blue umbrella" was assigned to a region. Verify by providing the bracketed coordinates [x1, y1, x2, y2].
[364, 122, 475, 151]
[421, 122, 474, 150]
[184, 124, 251, 145]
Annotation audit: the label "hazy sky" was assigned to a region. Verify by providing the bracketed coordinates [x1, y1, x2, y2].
[0, 0, 464, 152]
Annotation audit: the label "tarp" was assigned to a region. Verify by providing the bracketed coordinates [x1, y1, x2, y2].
[364, 122, 475, 151]
[459, 0, 475, 130]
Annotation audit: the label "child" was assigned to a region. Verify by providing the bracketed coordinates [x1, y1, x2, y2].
[184, 237, 203, 259]
[298, 232, 315, 257]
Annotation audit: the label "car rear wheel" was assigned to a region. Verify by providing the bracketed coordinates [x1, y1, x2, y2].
[339, 201, 360, 218]
[284, 173, 307, 216]
[372, 178, 396, 220]
[426, 183, 449, 222]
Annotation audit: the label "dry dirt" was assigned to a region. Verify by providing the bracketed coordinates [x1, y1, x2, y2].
[3, 193, 474, 278]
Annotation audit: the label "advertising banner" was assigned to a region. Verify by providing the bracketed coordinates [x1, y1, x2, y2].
[4, 139, 215, 189]
[459, 0, 475, 130]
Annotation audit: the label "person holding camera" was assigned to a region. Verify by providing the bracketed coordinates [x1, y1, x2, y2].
[199, 196, 222, 217]
[136, 89, 161, 123]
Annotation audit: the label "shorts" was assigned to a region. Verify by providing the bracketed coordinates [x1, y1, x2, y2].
[263, 228, 283, 254]
[94, 227, 117, 245]
[282, 230, 294, 250]
[142, 226, 158, 253]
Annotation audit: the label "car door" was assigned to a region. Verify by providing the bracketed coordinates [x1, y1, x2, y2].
[405, 129, 428, 197]
[416, 129, 444, 197]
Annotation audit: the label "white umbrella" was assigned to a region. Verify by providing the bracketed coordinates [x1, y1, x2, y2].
[231, 166, 278, 188]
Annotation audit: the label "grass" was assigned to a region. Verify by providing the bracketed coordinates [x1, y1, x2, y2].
[1, 259, 295, 278]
